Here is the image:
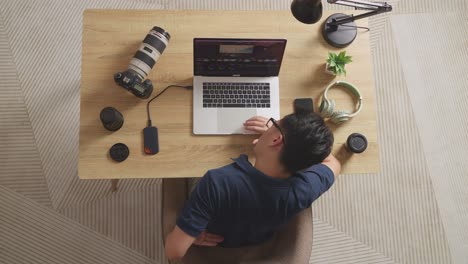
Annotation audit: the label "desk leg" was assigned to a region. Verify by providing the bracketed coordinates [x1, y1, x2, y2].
[111, 179, 119, 192]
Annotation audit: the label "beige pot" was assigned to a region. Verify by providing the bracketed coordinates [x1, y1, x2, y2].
[325, 63, 336, 76]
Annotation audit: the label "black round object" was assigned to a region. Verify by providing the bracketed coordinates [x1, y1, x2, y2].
[291, 0, 323, 24]
[322, 13, 357, 48]
[100, 107, 124, 131]
[109, 143, 129, 162]
[346, 133, 368, 154]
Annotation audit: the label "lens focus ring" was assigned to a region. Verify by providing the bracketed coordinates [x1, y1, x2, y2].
[134, 50, 156, 68]
[143, 33, 168, 53]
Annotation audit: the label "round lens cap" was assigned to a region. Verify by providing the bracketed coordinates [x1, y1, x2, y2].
[100, 107, 117, 124]
[346, 133, 368, 153]
[109, 143, 129, 162]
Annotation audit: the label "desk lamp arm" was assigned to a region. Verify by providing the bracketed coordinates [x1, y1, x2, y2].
[327, 0, 392, 26]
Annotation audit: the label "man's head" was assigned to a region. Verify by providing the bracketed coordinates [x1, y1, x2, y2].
[253, 113, 334, 173]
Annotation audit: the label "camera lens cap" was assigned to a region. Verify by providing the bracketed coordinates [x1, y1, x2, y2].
[100, 107, 116, 124]
[109, 143, 129, 162]
[100, 107, 124, 131]
[346, 133, 368, 154]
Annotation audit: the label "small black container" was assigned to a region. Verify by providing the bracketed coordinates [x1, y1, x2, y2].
[100, 107, 124, 131]
[109, 143, 129, 162]
[346, 133, 368, 154]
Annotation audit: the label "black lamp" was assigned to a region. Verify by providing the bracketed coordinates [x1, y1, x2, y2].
[291, 0, 392, 48]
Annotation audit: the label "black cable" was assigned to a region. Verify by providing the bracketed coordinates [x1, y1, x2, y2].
[146, 84, 193, 127]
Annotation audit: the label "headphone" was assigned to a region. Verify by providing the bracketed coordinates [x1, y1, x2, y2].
[319, 81, 363, 125]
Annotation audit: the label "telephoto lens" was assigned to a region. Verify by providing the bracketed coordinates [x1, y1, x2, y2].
[114, 26, 171, 99]
[129, 26, 170, 81]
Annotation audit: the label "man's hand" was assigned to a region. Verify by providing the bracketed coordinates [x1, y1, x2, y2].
[193, 231, 224, 246]
[165, 227, 224, 261]
[244, 116, 269, 134]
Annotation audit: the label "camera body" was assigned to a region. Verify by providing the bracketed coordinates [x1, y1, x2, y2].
[114, 70, 153, 99]
[114, 26, 170, 99]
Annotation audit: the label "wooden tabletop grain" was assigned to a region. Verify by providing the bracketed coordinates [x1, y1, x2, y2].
[79, 10, 379, 179]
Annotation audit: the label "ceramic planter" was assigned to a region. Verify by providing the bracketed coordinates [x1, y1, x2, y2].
[325, 63, 336, 76]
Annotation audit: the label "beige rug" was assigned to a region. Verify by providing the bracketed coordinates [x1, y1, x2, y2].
[391, 12, 468, 262]
[1, 0, 466, 263]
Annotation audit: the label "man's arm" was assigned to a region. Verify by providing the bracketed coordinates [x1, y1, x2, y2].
[321, 153, 341, 176]
[165, 226, 196, 261]
[290, 153, 339, 207]
[164, 173, 224, 261]
[165, 227, 225, 261]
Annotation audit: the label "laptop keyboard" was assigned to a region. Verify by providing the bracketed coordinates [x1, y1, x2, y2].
[203, 82, 271, 108]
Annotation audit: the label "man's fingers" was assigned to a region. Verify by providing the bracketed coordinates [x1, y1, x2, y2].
[243, 120, 267, 128]
[193, 232, 224, 246]
[244, 126, 265, 134]
[194, 241, 218, 247]
[245, 116, 264, 121]
[245, 116, 268, 123]
[205, 233, 224, 242]
[244, 116, 268, 134]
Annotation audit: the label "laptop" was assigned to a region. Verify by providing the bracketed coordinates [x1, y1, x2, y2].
[193, 38, 287, 135]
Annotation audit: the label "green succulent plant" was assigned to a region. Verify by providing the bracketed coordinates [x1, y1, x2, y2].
[326, 51, 352, 76]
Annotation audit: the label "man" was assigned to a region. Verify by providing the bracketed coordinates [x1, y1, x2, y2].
[165, 113, 341, 261]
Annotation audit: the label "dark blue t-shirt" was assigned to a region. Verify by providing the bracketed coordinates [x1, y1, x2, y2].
[176, 154, 334, 248]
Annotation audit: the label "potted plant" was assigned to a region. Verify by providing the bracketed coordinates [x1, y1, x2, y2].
[325, 51, 352, 76]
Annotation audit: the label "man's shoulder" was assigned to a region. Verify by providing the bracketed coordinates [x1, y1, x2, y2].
[207, 161, 245, 180]
[295, 163, 334, 178]
[203, 156, 251, 187]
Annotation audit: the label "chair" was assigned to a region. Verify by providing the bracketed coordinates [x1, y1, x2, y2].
[162, 178, 314, 264]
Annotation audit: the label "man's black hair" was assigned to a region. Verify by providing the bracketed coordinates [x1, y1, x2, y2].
[280, 112, 334, 173]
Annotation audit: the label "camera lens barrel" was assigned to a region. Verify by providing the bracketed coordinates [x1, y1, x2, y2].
[128, 26, 170, 80]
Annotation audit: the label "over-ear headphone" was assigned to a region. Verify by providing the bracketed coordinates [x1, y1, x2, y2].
[319, 81, 363, 125]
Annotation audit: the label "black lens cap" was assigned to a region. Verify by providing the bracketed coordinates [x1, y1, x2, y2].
[100, 107, 124, 131]
[346, 133, 368, 154]
[109, 143, 129, 162]
[100, 107, 115, 123]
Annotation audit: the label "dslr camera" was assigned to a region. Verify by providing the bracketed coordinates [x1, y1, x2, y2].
[114, 26, 171, 99]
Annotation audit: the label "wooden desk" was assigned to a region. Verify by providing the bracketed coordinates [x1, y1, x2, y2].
[80, 10, 379, 180]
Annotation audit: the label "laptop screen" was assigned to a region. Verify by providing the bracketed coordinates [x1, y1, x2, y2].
[194, 38, 287, 77]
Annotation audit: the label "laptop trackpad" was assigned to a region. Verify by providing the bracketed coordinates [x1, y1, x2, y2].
[217, 108, 256, 134]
